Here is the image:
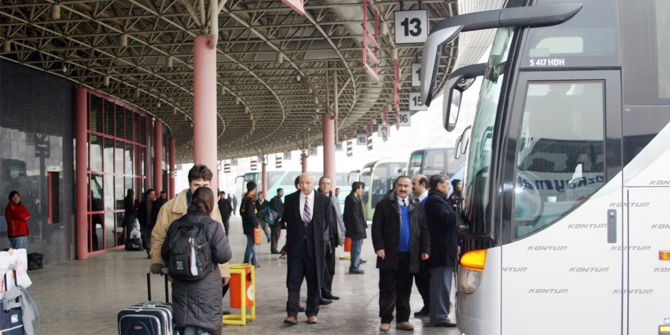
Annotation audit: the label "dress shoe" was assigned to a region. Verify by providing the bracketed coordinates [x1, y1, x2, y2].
[359, 259, 367, 264]
[299, 306, 305, 312]
[413, 306, 429, 317]
[283, 316, 298, 325]
[348, 269, 365, 274]
[319, 298, 333, 305]
[222, 310, 231, 316]
[271, 250, 280, 254]
[424, 322, 457, 327]
[379, 323, 391, 332]
[396, 321, 415, 331]
[323, 294, 340, 300]
[306, 316, 318, 324]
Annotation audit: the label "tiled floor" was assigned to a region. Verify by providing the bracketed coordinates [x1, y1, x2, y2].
[28, 215, 461, 335]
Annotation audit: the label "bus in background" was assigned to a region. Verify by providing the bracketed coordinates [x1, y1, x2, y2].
[420, 0, 670, 334]
[406, 147, 466, 178]
[359, 159, 405, 220]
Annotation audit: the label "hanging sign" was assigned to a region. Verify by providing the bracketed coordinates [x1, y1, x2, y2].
[394, 10, 428, 44]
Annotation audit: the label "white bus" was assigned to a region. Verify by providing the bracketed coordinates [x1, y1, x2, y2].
[421, 0, 670, 334]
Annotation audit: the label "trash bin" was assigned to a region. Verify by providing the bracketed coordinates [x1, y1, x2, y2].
[230, 264, 254, 308]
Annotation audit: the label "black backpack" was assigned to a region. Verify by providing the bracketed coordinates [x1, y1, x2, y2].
[164, 218, 212, 281]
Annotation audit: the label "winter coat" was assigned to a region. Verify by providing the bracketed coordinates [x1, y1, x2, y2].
[5, 203, 30, 238]
[241, 192, 258, 236]
[425, 190, 459, 268]
[161, 212, 232, 334]
[284, 190, 333, 291]
[218, 198, 232, 222]
[150, 189, 229, 277]
[343, 194, 367, 240]
[269, 196, 285, 227]
[371, 193, 430, 274]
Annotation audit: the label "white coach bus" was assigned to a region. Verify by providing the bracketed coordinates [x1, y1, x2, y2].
[420, 0, 670, 334]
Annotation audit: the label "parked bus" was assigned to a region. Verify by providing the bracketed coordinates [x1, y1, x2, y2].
[406, 147, 466, 178]
[421, 0, 670, 334]
[358, 159, 405, 220]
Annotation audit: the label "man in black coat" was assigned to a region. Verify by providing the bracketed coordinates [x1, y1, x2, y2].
[424, 175, 458, 327]
[343, 181, 367, 274]
[372, 176, 430, 332]
[269, 188, 285, 254]
[283, 173, 333, 325]
[218, 191, 233, 236]
[137, 189, 157, 256]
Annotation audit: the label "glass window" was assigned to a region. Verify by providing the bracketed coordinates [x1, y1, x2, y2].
[115, 106, 125, 138]
[104, 100, 115, 135]
[424, 150, 446, 176]
[115, 175, 124, 210]
[115, 141, 124, 175]
[281, 172, 300, 185]
[90, 95, 103, 133]
[465, 27, 514, 235]
[104, 138, 114, 173]
[512, 81, 606, 240]
[104, 212, 115, 249]
[140, 117, 146, 145]
[125, 109, 133, 140]
[133, 113, 140, 143]
[267, 172, 284, 188]
[408, 152, 424, 177]
[89, 134, 103, 172]
[125, 143, 133, 176]
[658, 0, 670, 98]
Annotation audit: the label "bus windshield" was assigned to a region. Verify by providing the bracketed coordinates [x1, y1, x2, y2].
[408, 152, 424, 177]
[464, 27, 514, 234]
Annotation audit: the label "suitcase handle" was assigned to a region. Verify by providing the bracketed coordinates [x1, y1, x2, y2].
[145, 267, 169, 303]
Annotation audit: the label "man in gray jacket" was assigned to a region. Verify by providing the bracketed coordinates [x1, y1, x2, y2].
[318, 176, 345, 303]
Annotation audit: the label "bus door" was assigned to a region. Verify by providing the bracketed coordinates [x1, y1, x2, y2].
[500, 70, 623, 334]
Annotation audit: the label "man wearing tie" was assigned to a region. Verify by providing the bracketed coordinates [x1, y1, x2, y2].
[283, 173, 333, 325]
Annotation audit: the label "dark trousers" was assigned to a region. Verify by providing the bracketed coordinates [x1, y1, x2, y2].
[222, 218, 230, 237]
[322, 245, 336, 297]
[270, 224, 282, 252]
[287, 255, 319, 317]
[140, 227, 151, 253]
[413, 259, 430, 308]
[379, 253, 412, 323]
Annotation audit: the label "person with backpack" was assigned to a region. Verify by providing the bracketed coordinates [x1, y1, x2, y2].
[161, 187, 232, 335]
[241, 181, 259, 267]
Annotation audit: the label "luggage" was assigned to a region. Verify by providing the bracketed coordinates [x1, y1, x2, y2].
[125, 220, 144, 252]
[118, 270, 173, 335]
[27, 253, 43, 271]
[0, 270, 24, 334]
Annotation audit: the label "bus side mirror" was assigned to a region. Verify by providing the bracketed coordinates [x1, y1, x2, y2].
[443, 63, 486, 132]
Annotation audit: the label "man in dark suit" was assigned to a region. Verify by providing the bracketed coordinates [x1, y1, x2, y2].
[283, 173, 333, 325]
[424, 175, 458, 327]
[344, 181, 367, 274]
[218, 191, 233, 236]
[372, 176, 430, 332]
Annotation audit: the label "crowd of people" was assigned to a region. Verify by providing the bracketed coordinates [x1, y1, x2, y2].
[133, 163, 464, 335]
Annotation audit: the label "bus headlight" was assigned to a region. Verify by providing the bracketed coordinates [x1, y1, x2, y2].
[458, 249, 487, 293]
[458, 265, 483, 294]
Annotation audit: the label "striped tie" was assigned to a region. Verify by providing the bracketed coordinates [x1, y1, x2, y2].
[303, 196, 311, 226]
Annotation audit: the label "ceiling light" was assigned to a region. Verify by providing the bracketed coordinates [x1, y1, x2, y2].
[157, 101, 161, 108]
[221, 86, 226, 96]
[103, 76, 110, 87]
[296, 74, 301, 82]
[120, 33, 128, 48]
[173, 107, 178, 115]
[135, 88, 141, 98]
[3, 40, 10, 53]
[51, 4, 61, 20]
[277, 53, 283, 64]
[61, 63, 68, 74]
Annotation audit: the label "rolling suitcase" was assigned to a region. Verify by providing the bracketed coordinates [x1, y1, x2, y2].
[117, 269, 173, 335]
[0, 270, 24, 335]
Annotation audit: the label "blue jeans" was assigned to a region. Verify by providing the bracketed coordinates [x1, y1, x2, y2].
[349, 239, 363, 271]
[9, 236, 27, 250]
[244, 234, 257, 266]
[180, 327, 211, 335]
[429, 266, 454, 324]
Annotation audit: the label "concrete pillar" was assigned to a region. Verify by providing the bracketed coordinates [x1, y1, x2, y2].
[153, 121, 163, 193]
[301, 151, 308, 173]
[261, 158, 268, 196]
[169, 137, 176, 198]
[322, 113, 336, 184]
[75, 88, 88, 260]
[192, 35, 218, 190]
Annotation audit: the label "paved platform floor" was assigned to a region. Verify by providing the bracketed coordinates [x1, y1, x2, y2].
[28, 216, 460, 335]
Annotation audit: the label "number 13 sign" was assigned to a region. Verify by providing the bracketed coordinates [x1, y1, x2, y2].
[394, 10, 428, 44]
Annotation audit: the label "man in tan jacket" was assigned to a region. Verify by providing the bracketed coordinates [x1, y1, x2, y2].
[150, 164, 230, 283]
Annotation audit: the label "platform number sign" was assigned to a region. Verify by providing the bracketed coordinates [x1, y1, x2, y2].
[394, 10, 428, 44]
[411, 64, 421, 87]
[398, 111, 411, 127]
[357, 133, 367, 145]
[409, 92, 428, 111]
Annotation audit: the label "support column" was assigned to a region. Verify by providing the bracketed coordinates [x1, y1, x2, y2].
[193, 35, 218, 190]
[322, 113, 336, 183]
[261, 158, 268, 196]
[153, 121, 163, 193]
[75, 88, 88, 260]
[169, 137, 176, 198]
[301, 151, 308, 173]
[144, 119, 150, 190]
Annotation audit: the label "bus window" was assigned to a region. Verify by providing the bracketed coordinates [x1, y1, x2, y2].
[267, 172, 283, 188]
[408, 152, 424, 177]
[281, 171, 301, 189]
[658, 0, 670, 98]
[512, 81, 605, 240]
[423, 150, 446, 176]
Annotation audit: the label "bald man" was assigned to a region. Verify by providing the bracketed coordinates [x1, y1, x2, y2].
[283, 174, 334, 325]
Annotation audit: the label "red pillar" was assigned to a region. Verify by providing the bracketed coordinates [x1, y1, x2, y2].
[261, 158, 268, 196]
[169, 137, 176, 198]
[193, 36, 218, 190]
[75, 88, 88, 260]
[144, 119, 150, 190]
[153, 121, 163, 193]
[301, 151, 308, 173]
[322, 113, 336, 184]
